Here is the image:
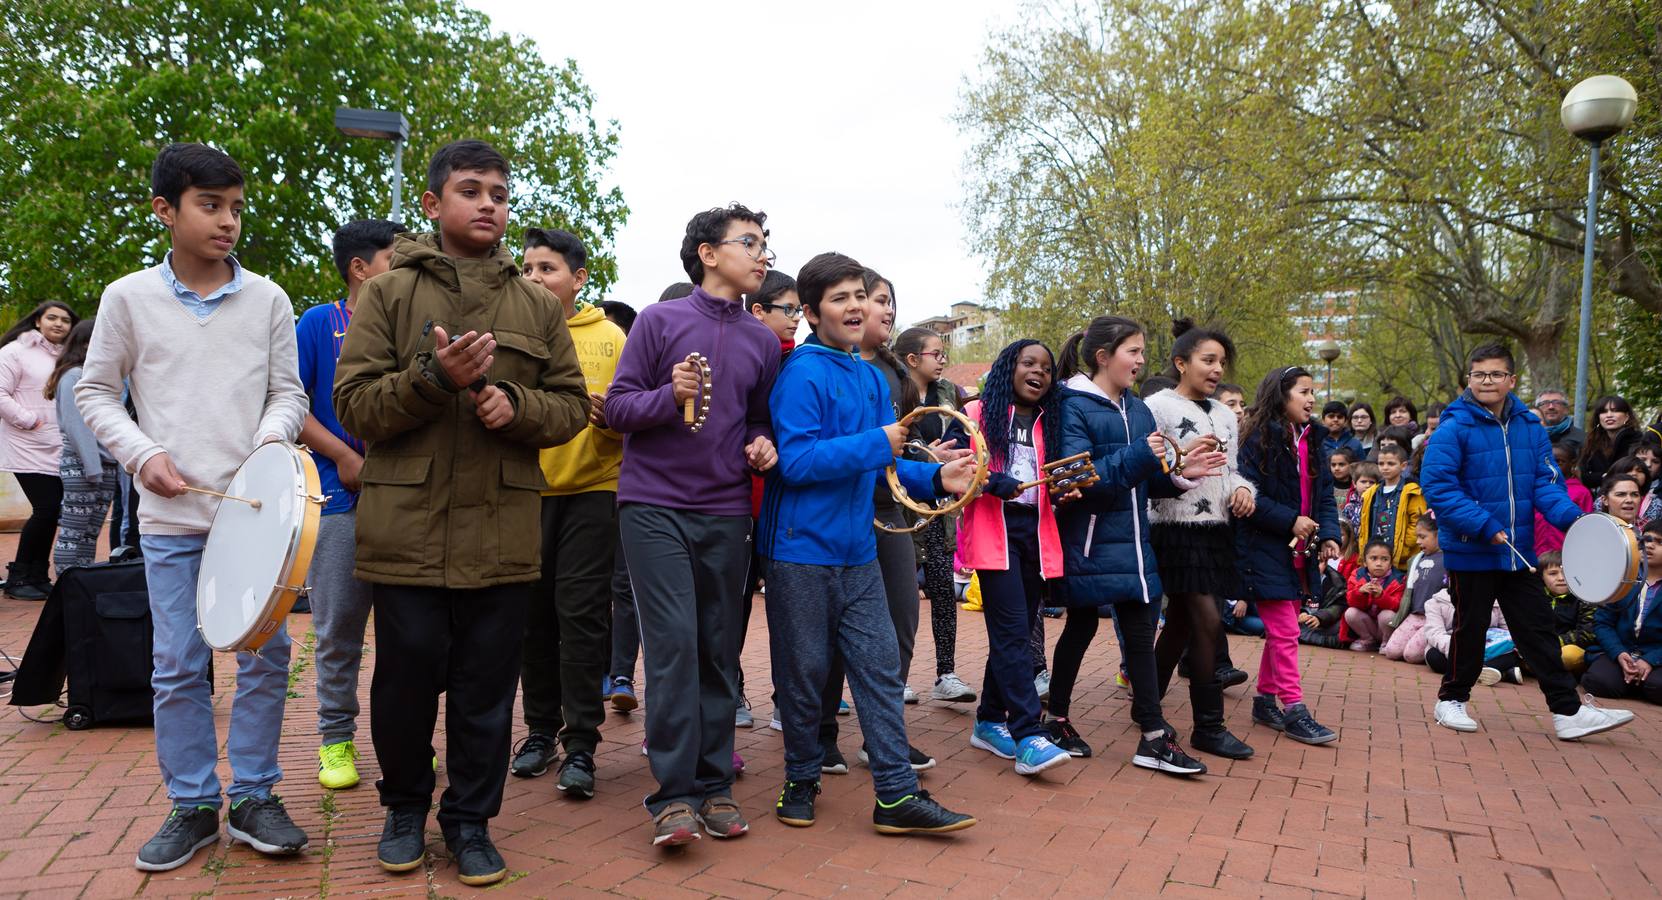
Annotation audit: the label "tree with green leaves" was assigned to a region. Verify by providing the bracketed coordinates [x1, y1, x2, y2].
[0, 0, 627, 318]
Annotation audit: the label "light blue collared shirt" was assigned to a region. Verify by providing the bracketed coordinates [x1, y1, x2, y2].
[159, 251, 244, 320]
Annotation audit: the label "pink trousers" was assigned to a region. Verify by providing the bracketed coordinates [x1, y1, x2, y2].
[1257, 599, 1303, 705]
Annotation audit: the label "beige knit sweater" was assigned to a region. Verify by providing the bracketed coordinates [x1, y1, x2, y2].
[77, 265, 308, 535]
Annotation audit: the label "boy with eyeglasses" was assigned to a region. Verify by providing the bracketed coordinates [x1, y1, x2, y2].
[605, 203, 781, 847]
[1420, 342, 1637, 741]
[748, 269, 801, 351]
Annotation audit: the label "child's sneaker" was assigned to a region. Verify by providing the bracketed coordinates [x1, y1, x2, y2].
[1014, 735, 1070, 775]
[1042, 717, 1092, 757]
[775, 780, 820, 827]
[932, 673, 976, 702]
[610, 678, 638, 711]
[1251, 695, 1286, 732]
[970, 721, 1017, 760]
[318, 740, 360, 789]
[1132, 731, 1207, 776]
[837, 699, 852, 716]
[651, 802, 700, 846]
[1034, 670, 1052, 702]
[1281, 704, 1338, 745]
[1478, 666, 1503, 686]
[696, 797, 748, 839]
[732, 751, 746, 777]
[873, 791, 977, 834]
[903, 686, 919, 704]
[226, 795, 308, 855]
[821, 746, 849, 775]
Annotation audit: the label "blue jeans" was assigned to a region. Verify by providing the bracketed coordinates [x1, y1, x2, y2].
[1222, 600, 1265, 637]
[767, 560, 917, 801]
[144, 534, 290, 809]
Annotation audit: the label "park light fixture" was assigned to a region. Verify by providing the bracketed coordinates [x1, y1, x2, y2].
[1560, 76, 1637, 430]
[1317, 340, 1341, 402]
[334, 107, 411, 221]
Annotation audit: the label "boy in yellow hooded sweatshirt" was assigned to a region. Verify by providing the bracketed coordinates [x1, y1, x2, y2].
[512, 227, 627, 799]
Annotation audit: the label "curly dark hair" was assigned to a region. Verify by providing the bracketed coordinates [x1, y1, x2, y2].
[978, 339, 1063, 473]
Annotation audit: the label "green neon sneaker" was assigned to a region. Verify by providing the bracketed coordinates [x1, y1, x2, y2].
[318, 740, 360, 790]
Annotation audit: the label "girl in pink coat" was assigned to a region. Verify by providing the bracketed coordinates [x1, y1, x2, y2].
[0, 301, 77, 599]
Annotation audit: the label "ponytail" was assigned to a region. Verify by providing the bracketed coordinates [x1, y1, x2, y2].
[1057, 315, 1144, 383]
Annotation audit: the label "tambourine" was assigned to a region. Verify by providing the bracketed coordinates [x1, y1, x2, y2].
[682, 353, 712, 433]
[877, 406, 990, 530]
[1016, 451, 1100, 496]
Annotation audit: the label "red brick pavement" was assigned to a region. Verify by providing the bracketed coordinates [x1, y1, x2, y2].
[1, 533, 1657, 897]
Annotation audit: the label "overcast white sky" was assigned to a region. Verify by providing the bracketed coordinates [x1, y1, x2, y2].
[466, 0, 1016, 326]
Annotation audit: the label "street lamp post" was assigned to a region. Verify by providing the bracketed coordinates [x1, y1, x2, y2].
[1560, 76, 1638, 429]
[334, 107, 412, 221]
[1318, 340, 1341, 402]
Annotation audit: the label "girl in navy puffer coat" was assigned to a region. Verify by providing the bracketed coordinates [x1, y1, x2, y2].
[1047, 316, 1228, 777]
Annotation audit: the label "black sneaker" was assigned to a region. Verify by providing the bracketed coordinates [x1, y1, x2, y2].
[1281, 704, 1338, 745]
[510, 732, 558, 778]
[134, 806, 218, 872]
[556, 750, 596, 799]
[1252, 695, 1286, 731]
[1133, 732, 1208, 776]
[377, 807, 428, 873]
[821, 746, 849, 775]
[444, 823, 507, 887]
[1502, 667, 1525, 685]
[858, 745, 938, 772]
[226, 795, 307, 855]
[1043, 717, 1093, 758]
[1217, 667, 1249, 689]
[872, 790, 977, 834]
[775, 780, 820, 827]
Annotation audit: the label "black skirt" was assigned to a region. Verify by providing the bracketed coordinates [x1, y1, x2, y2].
[1152, 523, 1240, 597]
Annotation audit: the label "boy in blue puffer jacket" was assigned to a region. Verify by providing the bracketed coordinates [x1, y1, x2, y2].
[1420, 342, 1636, 740]
[758, 252, 978, 836]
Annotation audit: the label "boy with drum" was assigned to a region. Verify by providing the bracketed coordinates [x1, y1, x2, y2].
[1419, 342, 1637, 741]
[77, 143, 312, 872]
[334, 140, 588, 885]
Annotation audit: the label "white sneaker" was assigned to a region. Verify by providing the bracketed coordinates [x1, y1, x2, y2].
[1553, 704, 1636, 741]
[902, 686, 919, 704]
[1434, 700, 1479, 733]
[1034, 670, 1052, 702]
[768, 715, 782, 732]
[1477, 667, 1502, 686]
[932, 673, 977, 703]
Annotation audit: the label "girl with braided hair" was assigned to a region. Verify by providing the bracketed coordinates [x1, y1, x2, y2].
[950, 339, 1072, 774]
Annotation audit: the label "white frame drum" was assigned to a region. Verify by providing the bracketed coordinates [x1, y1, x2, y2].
[1560, 512, 1641, 606]
[195, 442, 325, 652]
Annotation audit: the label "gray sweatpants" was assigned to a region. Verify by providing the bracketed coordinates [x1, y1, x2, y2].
[619, 503, 751, 816]
[310, 510, 374, 743]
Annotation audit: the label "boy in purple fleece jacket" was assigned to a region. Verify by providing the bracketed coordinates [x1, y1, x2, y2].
[604, 203, 780, 846]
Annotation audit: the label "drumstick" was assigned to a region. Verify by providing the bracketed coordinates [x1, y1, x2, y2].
[1500, 538, 1537, 574]
[182, 485, 262, 510]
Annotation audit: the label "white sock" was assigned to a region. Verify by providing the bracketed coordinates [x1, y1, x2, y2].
[1142, 729, 1164, 741]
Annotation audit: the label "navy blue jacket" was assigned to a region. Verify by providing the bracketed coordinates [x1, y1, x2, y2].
[1237, 426, 1341, 601]
[758, 337, 937, 566]
[1420, 392, 1584, 572]
[1321, 429, 1366, 463]
[1590, 570, 1662, 666]
[1054, 375, 1176, 607]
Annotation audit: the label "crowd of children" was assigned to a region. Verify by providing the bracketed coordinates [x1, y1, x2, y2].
[1, 137, 1655, 886]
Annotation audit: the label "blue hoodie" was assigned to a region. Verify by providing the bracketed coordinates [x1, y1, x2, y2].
[1419, 391, 1583, 572]
[758, 336, 939, 566]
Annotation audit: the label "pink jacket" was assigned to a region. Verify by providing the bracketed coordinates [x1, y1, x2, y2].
[1534, 478, 1593, 556]
[0, 330, 65, 476]
[955, 400, 1064, 578]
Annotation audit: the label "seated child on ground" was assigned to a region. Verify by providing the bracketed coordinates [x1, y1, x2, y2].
[1344, 541, 1402, 651]
[1383, 514, 1442, 663]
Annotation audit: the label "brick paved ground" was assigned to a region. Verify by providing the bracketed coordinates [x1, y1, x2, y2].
[1, 532, 1658, 898]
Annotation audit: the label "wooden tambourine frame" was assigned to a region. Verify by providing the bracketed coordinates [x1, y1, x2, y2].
[873, 406, 989, 534]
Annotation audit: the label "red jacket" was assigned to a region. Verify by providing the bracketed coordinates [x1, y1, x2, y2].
[1346, 569, 1404, 613]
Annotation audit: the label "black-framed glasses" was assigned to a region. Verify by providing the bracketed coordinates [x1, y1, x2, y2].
[1468, 371, 1513, 384]
[762, 302, 803, 320]
[1538, 398, 1569, 407]
[716, 236, 777, 265]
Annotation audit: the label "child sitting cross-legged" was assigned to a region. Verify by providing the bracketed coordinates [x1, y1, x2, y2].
[1382, 513, 1443, 664]
[1344, 541, 1403, 651]
[1539, 552, 1596, 675]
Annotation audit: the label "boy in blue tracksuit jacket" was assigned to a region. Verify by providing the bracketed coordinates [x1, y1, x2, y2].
[757, 252, 976, 835]
[1419, 342, 1635, 740]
